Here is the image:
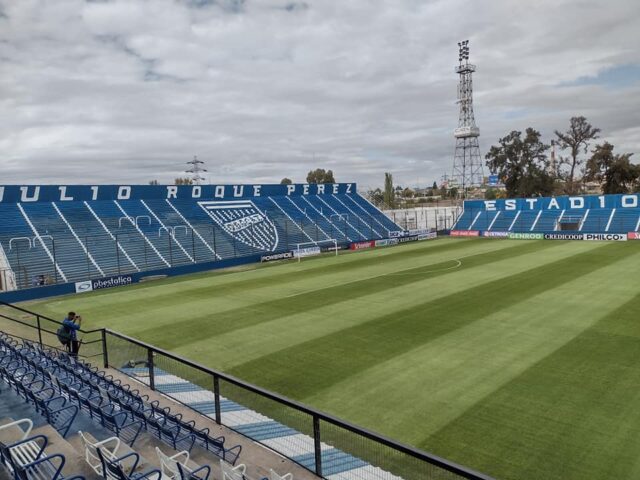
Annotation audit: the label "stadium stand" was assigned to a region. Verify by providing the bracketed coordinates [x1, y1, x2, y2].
[452, 194, 640, 236]
[0, 184, 402, 293]
[0, 330, 303, 480]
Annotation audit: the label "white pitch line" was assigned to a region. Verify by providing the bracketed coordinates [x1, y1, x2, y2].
[280, 246, 508, 299]
[384, 259, 462, 276]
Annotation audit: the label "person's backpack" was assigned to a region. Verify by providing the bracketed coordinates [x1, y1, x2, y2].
[56, 325, 72, 346]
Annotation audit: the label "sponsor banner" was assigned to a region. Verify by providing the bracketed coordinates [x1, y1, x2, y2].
[583, 233, 627, 241]
[350, 241, 375, 250]
[482, 231, 509, 238]
[398, 235, 419, 243]
[321, 244, 348, 252]
[261, 251, 294, 262]
[74, 280, 93, 294]
[544, 233, 583, 240]
[375, 238, 399, 247]
[293, 246, 321, 258]
[508, 232, 543, 240]
[417, 232, 437, 241]
[388, 230, 405, 238]
[407, 229, 431, 236]
[92, 275, 134, 290]
[450, 230, 480, 237]
[628, 232, 640, 240]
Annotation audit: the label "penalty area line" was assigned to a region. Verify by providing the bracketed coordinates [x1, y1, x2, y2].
[384, 259, 462, 276]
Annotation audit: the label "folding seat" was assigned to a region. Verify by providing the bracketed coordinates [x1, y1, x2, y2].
[1, 434, 85, 480]
[160, 424, 196, 453]
[79, 431, 126, 476]
[180, 423, 241, 465]
[97, 448, 161, 480]
[266, 470, 293, 480]
[219, 461, 247, 480]
[99, 404, 144, 446]
[176, 462, 211, 480]
[83, 393, 109, 422]
[31, 395, 78, 438]
[155, 446, 211, 480]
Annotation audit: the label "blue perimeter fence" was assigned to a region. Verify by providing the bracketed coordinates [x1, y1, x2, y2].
[0, 300, 493, 480]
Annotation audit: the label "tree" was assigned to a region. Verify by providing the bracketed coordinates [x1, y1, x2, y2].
[485, 188, 498, 200]
[383, 173, 395, 209]
[306, 169, 335, 184]
[432, 181, 438, 190]
[555, 116, 600, 194]
[367, 188, 384, 206]
[485, 128, 554, 197]
[280, 178, 293, 185]
[174, 178, 193, 185]
[585, 142, 637, 194]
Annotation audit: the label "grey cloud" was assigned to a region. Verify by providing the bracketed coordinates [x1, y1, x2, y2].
[0, 0, 638, 188]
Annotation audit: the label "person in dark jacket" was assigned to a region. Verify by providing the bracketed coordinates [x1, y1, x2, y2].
[62, 312, 82, 358]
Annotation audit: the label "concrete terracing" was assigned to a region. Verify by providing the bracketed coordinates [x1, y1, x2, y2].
[105, 366, 320, 480]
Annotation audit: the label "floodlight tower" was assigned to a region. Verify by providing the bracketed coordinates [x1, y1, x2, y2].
[186, 155, 207, 185]
[451, 40, 484, 196]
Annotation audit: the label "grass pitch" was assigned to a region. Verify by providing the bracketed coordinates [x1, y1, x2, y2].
[20, 238, 640, 480]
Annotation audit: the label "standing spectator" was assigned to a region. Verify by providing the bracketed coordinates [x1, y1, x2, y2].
[62, 311, 82, 358]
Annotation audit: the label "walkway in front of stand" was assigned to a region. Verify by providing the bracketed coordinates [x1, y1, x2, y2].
[122, 367, 402, 480]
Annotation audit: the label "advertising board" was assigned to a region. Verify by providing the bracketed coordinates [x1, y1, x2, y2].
[398, 235, 419, 243]
[450, 230, 479, 237]
[261, 251, 294, 262]
[350, 241, 375, 250]
[76, 275, 134, 293]
[375, 239, 399, 247]
[417, 232, 437, 241]
[508, 232, 543, 240]
[544, 234, 583, 240]
[583, 233, 627, 241]
[294, 246, 321, 258]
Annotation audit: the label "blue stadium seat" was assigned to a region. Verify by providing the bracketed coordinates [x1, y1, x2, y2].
[0, 187, 402, 291]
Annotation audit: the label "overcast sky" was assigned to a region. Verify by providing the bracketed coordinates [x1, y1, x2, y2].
[1, 0, 639, 189]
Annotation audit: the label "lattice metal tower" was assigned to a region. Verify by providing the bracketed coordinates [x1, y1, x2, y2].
[186, 155, 207, 185]
[452, 40, 484, 194]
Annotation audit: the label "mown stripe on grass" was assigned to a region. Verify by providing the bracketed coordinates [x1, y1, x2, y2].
[227, 242, 635, 399]
[421, 290, 640, 480]
[303, 248, 640, 448]
[35, 239, 489, 318]
[178, 241, 597, 370]
[132, 239, 557, 347]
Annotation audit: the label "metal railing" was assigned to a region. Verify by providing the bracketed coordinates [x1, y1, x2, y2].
[0, 301, 104, 361]
[0, 301, 492, 480]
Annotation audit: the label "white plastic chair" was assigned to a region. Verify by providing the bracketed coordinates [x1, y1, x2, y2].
[79, 431, 121, 475]
[269, 470, 292, 480]
[155, 446, 190, 480]
[0, 418, 33, 440]
[220, 461, 246, 480]
[0, 419, 37, 475]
